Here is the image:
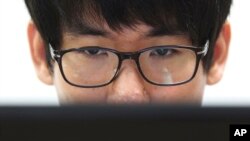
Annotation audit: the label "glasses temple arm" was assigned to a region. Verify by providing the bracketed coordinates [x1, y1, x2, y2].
[197, 41, 209, 56]
[49, 44, 60, 59]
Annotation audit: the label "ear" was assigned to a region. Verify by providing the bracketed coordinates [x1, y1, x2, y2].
[207, 21, 231, 85]
[27, 21, 53, 85]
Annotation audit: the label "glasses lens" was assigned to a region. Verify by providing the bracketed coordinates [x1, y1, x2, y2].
[61, 48, 119, 86]
[139, 47, 197, 85]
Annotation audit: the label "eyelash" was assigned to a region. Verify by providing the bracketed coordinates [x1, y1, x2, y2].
[149, 48, 177, 57]
[84, 49, 107, 55]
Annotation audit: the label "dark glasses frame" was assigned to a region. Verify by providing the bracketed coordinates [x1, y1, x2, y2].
[49, 41, 209, 88]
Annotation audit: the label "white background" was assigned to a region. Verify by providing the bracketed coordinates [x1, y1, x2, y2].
[0, 1, 250, 106]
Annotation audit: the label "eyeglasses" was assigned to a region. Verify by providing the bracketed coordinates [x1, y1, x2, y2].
[49, 41, 209, 88]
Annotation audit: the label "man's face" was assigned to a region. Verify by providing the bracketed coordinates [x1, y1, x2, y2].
[52, 24, 206, 104]
[28, 21, 230, 105]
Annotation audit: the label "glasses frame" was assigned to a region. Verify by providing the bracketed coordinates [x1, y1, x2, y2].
[49, 41, 209, 88]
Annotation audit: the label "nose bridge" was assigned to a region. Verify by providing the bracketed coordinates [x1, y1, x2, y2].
[117, 52, 140, 74]
[107, 59, 150, 104]
[120, 52, 139, 62]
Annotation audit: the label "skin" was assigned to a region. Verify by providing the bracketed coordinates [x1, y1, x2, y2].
[27, 22, 231, 105]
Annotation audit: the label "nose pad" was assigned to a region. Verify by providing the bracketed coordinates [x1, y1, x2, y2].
[107, 60, 150, 104]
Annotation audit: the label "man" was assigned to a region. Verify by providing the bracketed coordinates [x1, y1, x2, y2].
[25, 0, 232, 105]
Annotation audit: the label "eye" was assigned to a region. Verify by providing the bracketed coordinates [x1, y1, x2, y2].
[83, 48, 107, 56]
[150, 48, 175, 56]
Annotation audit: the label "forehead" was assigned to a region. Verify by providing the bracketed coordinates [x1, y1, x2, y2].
[63, 21, 188, 40]
[62, 23, 190, 48]
[102, 24, 152, 37]
[62, 22, 191, 52]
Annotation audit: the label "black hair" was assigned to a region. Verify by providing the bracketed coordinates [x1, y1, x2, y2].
[24, 0, 232, 72]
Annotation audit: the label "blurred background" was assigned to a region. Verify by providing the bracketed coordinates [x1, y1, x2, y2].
[0, 0, 249, 106]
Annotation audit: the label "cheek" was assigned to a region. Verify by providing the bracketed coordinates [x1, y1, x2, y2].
[147, 64, 206, 104]
[53, 64, 108, 104]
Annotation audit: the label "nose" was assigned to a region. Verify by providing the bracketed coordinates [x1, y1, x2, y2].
[107, 60, 150, 104]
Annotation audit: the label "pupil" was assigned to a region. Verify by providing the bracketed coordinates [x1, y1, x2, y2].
[156, 49, 168, 55]
[88, 49, 99, 55]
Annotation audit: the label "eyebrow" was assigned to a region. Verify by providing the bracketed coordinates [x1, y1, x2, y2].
[146, 27, 185, 37]
[67, 24, 184, 38]
[66, 24, 109, 37]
